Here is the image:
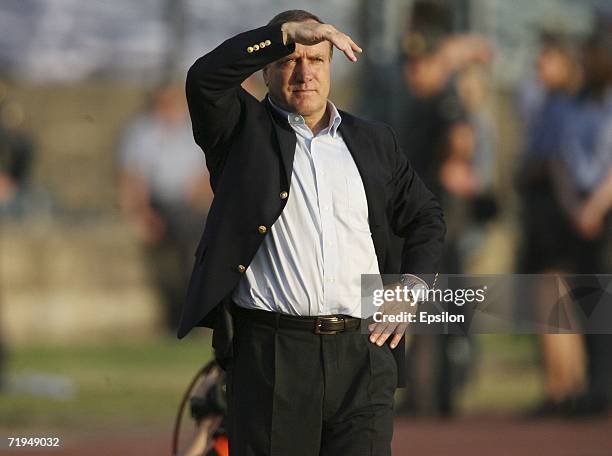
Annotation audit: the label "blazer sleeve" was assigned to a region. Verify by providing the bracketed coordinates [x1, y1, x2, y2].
[386, 125, 446, 286]
[186, 23, 295, 161]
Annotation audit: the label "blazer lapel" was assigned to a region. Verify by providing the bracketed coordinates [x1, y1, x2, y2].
[338, 115, 385, 229]
[262, 97, 296, 186]
[338, 114, 388, 271]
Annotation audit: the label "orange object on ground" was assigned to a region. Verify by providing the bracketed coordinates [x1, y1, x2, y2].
[213, 435, 229, 456]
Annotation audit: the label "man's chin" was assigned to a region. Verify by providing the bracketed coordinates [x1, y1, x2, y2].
[290, 100, 325, 117]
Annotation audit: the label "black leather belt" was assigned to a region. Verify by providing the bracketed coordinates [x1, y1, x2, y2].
[233, 304, 362, 335]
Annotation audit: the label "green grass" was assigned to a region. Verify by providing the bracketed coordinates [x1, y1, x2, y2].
[458, 334, 544, 413]
[1, 334, 213, 433]
[0, 334, 544, 434]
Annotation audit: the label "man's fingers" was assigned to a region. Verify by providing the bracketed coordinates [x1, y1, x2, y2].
[370, 320, 407, 348]
[349, 38, 363, 54]
[390, 323, 408, 349]
[374, 330, 391, 346]
[328, 32, 361, 62]
[344, 46, 357, 62]
[369, 321, 387, 338]
[390, 332, 406, 349]
[369, 322, 390, 345]
[292, 23, 362, 62]
[346, 37, 363, 61]
[341, 38, 361, 62]
[370, 322, 404, 346]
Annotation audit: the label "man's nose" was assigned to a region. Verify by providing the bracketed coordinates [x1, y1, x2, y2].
[293, 61, 314, 83]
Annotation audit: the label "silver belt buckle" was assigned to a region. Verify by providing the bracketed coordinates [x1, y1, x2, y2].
[314, 316, 343, 335]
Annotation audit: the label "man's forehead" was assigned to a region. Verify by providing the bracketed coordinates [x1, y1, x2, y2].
[291, 41, 331, 59]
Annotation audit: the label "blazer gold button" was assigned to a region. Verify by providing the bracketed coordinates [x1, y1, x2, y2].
[265, 40, 271, 46]
[259, 41, 266, 48]
[237, 264, 246, 273]
[258, 225, 268, 234]
[253, 44, 260, 51]
[280, 191, 288, 199]
[247, 46, 254, 53]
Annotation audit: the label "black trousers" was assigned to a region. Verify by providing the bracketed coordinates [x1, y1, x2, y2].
[226, 310, 397, 456]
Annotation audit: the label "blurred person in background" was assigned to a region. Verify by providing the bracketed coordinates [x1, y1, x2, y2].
[554, 27, 612, 415]
[0, 81, 35, 217]
[455, 63, 497, 218]
[392, 1, 495, 417]
[118, 84, 212, 334]
[516, 30, 588, 418]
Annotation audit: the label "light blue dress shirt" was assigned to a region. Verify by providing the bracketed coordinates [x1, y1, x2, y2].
[232, 97, 380, 317]
[561, 90, 612, 193]
[120, 114, 206, 204]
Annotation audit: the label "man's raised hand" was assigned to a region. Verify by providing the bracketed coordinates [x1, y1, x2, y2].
[281, 21, 363, 62]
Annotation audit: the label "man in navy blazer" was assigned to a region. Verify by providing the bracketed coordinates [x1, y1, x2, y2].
[179, 9, 445, 456]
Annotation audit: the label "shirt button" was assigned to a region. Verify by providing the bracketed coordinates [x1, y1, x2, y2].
[280, 191, 288, 200]
[258, 225, 268, 234]
[237, 264, 246, 273]
[293, 116, 301, 122]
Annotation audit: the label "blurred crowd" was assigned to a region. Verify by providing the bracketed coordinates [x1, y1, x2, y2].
[358, 1, 612, 418]
[0, 80, 35, 391]
[515, 22, 612, 417]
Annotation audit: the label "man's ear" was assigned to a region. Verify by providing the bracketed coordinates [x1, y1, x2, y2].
[262, 66, 269, 86]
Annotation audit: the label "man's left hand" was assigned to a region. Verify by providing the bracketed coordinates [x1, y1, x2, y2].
[368, 293, 412, 349]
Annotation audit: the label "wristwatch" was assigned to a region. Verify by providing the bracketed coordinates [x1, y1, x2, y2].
[398, 273, 431, 303]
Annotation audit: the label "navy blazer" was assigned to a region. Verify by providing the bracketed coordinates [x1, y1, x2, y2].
[179, 22, 446, 387]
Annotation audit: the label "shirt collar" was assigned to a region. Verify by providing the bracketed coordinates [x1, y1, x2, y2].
[267, 95, 342, 138]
